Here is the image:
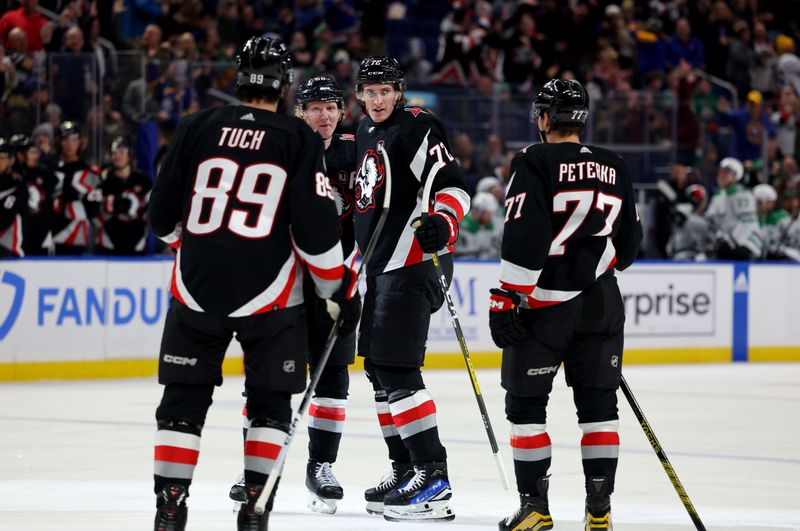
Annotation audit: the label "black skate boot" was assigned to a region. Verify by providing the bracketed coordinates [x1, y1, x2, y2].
[229, 471, 246, 504]
[382, 461, 455, 522]
[237, 483, 269, 531]
[154, 483, 188, 531]
[584, 476, 613, 530]
[498, 476, 553, 531]
[306, 459, 344, 514]
[364, 461, 413, 515]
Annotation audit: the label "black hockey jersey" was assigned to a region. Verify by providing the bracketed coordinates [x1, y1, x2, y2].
[325, 133, 357, 263]
[0, 169, 27, 257]
[52, 159, 102, 248]
[355, 106, 470, 276]
[149, 104, 345, 317]
[96, 168, 153, 254]
[18, 163, 57, 255]
[500, 142, 642, 308]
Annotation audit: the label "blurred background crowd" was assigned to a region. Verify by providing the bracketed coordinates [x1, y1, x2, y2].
[0, 0, 799, 261]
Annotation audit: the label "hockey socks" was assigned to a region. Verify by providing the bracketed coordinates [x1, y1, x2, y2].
[579, 420, 619, 493]
[153, 420, 202, 494]
[373, 390, 411, 463]
[387, 389, 446, 463]
[509, 423, 552, 495]
[307, 397, 346, 463]
[243, 419, 286, 485]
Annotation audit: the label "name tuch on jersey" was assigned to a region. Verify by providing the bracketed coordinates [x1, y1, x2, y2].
[217, 127, 265, 150]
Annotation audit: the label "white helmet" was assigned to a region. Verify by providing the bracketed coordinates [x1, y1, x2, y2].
[753, 183, 778, 202]
[471, 192, 499, 215]
[719, 157, 744, 181]
[476, 176, 502, 194]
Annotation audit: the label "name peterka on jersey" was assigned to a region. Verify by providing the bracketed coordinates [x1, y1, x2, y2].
[558, 161, 616, 185]
[217, 127, 265, 150]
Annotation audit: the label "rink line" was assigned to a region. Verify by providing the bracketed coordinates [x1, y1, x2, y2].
[3, 414, 799, 466]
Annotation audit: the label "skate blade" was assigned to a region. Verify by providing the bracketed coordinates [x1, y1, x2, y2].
[308, 492, 338, 515]
[383, 500, 455, 522]
[366, 501, 384, 515]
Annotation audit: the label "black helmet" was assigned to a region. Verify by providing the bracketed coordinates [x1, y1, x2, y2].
[297, 76, 344, 109]
[9, 134, 32, 153]
[531, 79, 589, 128]
[0, 137, 10, 155]
[58, 120, 81, 140]
[356, 56, 405, 93]
[235, 35, 293, 91]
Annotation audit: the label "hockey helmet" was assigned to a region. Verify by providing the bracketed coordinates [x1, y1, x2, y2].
[110, 136, 132, 153]
[719, 157, 744, 181]
[297, 76, 344, 109]
[531, 79, 589, 127]
[753, 183, 778, 203]
[356, 56, 406, 93]
[9, 134, 32, 153]
[58, 121, 81, 140]
[0, 137, 11, 156]
[235, 35, 294, 91]
[471, 191, 499, 215]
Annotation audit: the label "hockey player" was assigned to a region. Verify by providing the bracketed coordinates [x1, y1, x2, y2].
[666, 184, 716, 260]
[705, 157, 763, 260]
[95, 137, 152, 255]
[148, 36, 360, 531]
[455, 191, 502, 258]
[490, 79, 642, 531]
[753, 184, 791, 259]
[10, 134, 57, 256]
[229, 75, 358, 514]
[0, 138, 27, 258]
[353, 56, 470, 522]
[51, 121, 103, 255]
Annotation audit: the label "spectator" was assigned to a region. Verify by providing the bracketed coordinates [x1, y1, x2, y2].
[750, 22, 777, 95]
[401, 37, 432, 86]
[775, 35, 800, 99]
[772, 87, 799, 159]
[0, 0, 50, 52]
[669, 18, 705, 69]
[456, 191, 501, 259]
[670, 60, 701, 165]
[725, 20, 753, 101]
[634, 18, 670, 81]
[477, 133, 507, 180]
[85, 16, 118, 91]
[118, 0, 165, 43]
[96, 137, 151, 255]
[703, 1, 734, 79]
[432, 5, 485, 86]
[452, 133, 479, 194]
[717, 90, 776, 169]
[503, 11, 546, 91]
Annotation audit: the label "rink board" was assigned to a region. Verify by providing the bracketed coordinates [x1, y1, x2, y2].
[0, 258, 798, 380]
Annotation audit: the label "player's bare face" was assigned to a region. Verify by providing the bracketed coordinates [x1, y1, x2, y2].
[362, 84, 399, 123]
[60, 136, 80, 160]
[304, 101, 341, 140]
[0, 154, 12, 174]
[111, 148, 130, 170]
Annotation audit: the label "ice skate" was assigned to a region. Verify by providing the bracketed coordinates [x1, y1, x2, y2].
[498, 476, 552, 531]
[306, 459, 344, 514]
[382, 461, 454, 522]
[584, 476, 613, 530]
[364, 461, 413, 515]
[153, 483, 188, 531]
[229, 471, 246, 512]
[237, 483, 268, 531]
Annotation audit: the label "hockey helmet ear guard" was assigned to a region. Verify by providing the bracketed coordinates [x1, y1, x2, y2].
[531, 79, 590, 128]
[355, 56, 406, 104]
[235, 35, 294, 91]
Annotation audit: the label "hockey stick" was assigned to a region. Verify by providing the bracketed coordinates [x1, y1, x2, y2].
[416, 162, 510, 490]
[620, 375, 706, 530]
[255, 143, 394, 515]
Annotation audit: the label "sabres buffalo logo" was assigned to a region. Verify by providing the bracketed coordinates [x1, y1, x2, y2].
[355, 148, 385, 212]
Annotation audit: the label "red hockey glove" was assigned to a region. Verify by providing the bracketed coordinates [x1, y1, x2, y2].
[412, 212, 458, 253]
[489, 288, 527, 348]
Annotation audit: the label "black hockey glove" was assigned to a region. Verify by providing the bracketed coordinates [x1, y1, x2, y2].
[328, 267, 362, 335]
[412, 212, 458, 253]
[489, 288, 527, 348]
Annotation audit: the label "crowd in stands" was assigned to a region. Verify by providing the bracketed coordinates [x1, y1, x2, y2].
[0, 0, 799, 261]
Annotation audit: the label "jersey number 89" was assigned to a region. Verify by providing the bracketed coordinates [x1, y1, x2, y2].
[186, 157, 287, 238]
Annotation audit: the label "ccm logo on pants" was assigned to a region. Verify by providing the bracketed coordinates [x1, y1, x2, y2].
[527, 366, 559, 376]
[163, 355, 198, 366]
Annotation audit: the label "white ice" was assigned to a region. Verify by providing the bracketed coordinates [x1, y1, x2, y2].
[1, 363, 798, 530]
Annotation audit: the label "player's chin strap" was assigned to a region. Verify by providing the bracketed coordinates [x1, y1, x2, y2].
[414, 163, 510, 491]
[254, 143, 394, 516]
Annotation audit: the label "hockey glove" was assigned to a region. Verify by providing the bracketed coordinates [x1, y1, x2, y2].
[489, 288, 527, 348]
[328, 267, 362, 335]
[412, 212, 458, 253]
